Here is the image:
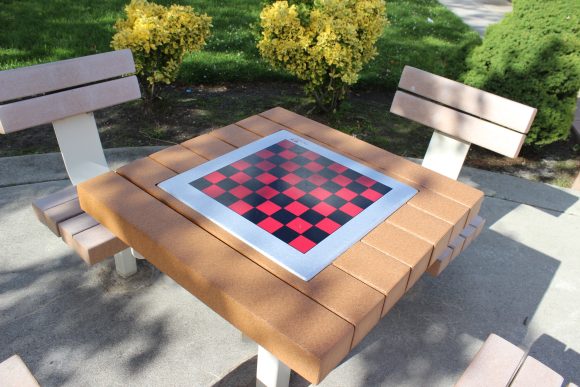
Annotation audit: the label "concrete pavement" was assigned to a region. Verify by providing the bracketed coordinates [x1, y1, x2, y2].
[437, 0, 512, 36]
[1, 149, 579, 386]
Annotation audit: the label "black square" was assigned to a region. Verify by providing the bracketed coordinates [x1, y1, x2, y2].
[242, 208, 268, 224]
[269, 166, 289, 178]
[243, 178, 266, 191]
[268, 155, 286, 166]
[292, 144, 308, 154]
[295, 180, 317, 193]
[243, 166, 263, 177]
[216, 178, 238, 191]
[270, 193, 294, 208]
[321, 180, 342, 193]
[318, 168, 338, 179]
[243, 193, 268, 207]
[303, 227, 330, 244]
[300, 209, 325, 225]
[217, 165, 239, 177]
[292, 155, 311, 166]
[297, 193, 321, 207]
[214, 192, 238, 207]
[190, 178, 211, 191]
[270, 180, 292, 193]
[271, 209, 295, 224]
[243, 154, 263, 165]
[266, 144, 284, 154]
[294, 168, 313, 179]
[324, 195, 347, 209]
[346, 181, 367, 194]
[273, 226, 300, 244]
[316, 156, 334, 167]
[351, 195, 373, 209]
[371, 182, 392, 195]
[343, 169, 362, 180]
[328, 210, 352, 225]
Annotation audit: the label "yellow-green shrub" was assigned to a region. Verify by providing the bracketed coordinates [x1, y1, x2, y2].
[257, 0, 386, 112]
[111, 0, 211, 98]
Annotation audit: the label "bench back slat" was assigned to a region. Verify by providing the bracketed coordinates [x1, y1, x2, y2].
[398, 66, 537, 134]
[0, 49, 135, 103]
[391, 90, 526, 158]
[0, 76, 140, 134]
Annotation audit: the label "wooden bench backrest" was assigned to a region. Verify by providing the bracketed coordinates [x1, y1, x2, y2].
[390, 66, 537, 179]
[0, 49, 139, 134]
[0, 50, 141, 185]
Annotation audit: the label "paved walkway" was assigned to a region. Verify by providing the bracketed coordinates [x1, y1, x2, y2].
[438, 0, 512, 36]
[1, 149, 579, 386]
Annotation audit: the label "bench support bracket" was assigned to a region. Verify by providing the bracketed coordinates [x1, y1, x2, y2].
[114, 249, 138, 278]
[422, 130, 471, 180]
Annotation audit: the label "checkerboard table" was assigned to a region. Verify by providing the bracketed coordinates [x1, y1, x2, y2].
[78, 108, 485, 386]
[159, 130, 416, 280]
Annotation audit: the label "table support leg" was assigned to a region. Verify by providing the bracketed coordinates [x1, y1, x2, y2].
[114, 248, 137, 278]
[256, 345, 290, 387]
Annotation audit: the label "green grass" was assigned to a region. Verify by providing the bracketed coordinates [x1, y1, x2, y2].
[0, 0, 480, 87]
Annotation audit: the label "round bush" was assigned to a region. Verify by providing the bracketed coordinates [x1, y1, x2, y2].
[462, 0, 580, 146]
[257, 0, 386, 112]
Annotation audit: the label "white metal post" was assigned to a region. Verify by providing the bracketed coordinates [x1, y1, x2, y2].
[421, 130, 471, 180]
[256, 345, 291, 387]
[114, 249, 138, 278]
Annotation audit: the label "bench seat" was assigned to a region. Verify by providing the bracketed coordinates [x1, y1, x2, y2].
[0, 355, 40, 387]
[32, 186, 127, 264]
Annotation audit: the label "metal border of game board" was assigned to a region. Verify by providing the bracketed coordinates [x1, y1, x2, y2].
[158, 130, 417, 281]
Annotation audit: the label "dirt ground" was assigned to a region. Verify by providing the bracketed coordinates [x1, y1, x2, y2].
[1, 82, 578, 187]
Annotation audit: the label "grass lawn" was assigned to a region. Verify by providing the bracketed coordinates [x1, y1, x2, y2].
[0, 0, 480, 87]
[1, 0, 578, 186]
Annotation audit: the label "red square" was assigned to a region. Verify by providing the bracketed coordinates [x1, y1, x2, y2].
[256, 172, 278, 184]
[285, 201, 309, 216]
[231, 160, 251, 170]
[257, 201, 281, 216]
[279, 150, 297, 160]
[302, 150, 319, 161]
[256, 160, 276, 171]
[307, 174, 328, 185]
[230, 185, 252, 199]
[256, 149, 275, 159]
[283, 187, 306, 200]
[281, 161, 300, 172]
[282, 173, 302, 185]
[230, 171, 251, 184]
[279, 139, 295, 149]
[202, 185, 225, 198]
[205, 171, 226, 184]
[340, 202, 363, 216]
[289, 235, 316, 253]
[316, 218, 341, 234]
[336, 188, 357, 201]
[310, 187, 332, 200]
[312, 202, 336, 216]
[332, 175, 352, 187]
[258, 217, 284, 233]
[329, 163, 347, 174]
[229, 200, 253, 215]
[356, 175, 376, 187]
[287, 218, 313, 234]
[361, 188, 383, 202]
[257, 186, 279, 199]
[304, 161, 324, 172]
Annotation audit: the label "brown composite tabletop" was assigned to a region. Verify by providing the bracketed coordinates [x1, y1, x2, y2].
[78, 107, 484, 384]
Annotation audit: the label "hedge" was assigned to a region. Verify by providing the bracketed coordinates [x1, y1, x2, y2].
[462, 0, 580, 146]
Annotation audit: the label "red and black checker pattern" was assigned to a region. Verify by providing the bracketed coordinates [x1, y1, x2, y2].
[190, 139, 392, 254]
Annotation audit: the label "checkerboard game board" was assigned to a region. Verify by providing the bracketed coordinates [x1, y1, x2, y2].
[159, 131, 416, 280]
